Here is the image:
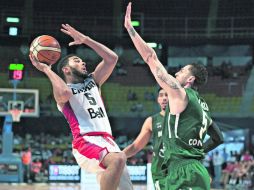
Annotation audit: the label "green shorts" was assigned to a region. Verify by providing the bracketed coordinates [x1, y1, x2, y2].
[152, 174, 166, 190]
[165, 159, 210, 190]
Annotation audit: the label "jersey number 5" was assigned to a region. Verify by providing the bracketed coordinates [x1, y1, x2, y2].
[199, 110, 209, 139]
[84, 92, 96, 105]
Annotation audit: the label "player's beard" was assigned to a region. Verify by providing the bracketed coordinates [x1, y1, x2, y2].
[70, 67, 88, 80]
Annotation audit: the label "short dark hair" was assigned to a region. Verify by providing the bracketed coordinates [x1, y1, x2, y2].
[157, 87, 163, 93]
[57, 54, 76, 80]
[189, 63, 208, 87]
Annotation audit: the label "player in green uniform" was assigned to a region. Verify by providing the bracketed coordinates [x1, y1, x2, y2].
[161, 88, 223, 190]
[124, 3, 224, 190]
[123, 88, 168, 190]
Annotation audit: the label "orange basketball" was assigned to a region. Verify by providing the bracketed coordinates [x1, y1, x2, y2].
[30, 35, 61, 65]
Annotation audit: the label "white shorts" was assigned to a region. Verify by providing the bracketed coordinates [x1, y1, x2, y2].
[72, 132, 121, 174]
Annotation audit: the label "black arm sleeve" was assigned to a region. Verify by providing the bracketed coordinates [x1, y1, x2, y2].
[203, 122, 224, 153]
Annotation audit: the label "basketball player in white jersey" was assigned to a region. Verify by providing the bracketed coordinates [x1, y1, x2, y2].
[29, 24, 133, 190]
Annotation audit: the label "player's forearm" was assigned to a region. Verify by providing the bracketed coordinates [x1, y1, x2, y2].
[43, 67, 72, 103]
[127, 26, 155, 65]
[123, 144, 141, 158]
[203, 138, 223, 153]
[84, 37, 118, 65]
[203, 123, 224, 153]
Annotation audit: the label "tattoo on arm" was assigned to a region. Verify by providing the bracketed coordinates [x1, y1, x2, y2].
[146, 53, 153, 63]
[156, 67, 180, 89]
[128, 28, 136, 37]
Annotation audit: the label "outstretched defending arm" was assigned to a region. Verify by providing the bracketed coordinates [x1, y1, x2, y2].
[61, 24, 118, 86]
[124, 3, 187, 113]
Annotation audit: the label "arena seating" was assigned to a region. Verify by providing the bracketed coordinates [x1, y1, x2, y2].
[218, 0, 254, 17]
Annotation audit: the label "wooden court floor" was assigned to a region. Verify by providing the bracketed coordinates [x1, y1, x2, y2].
[0, 183, 147, 190]
[0, 183, 225, 190]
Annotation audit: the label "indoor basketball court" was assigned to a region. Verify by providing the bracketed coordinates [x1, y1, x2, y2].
[0, 183, 147, 190]
[0, 183, 223, 190]
[1, 0, 254, 189]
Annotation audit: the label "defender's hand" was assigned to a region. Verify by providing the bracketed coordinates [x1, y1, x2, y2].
[124, 2, 133, 30]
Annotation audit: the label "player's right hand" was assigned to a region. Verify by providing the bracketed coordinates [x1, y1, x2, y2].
[29, 54, 51, 72]
[61, 24, 89, 46]
[124, 2, 133, 30]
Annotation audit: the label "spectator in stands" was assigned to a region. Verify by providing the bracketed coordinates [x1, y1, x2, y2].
[41, 146, 53, 161]
[144, 91, 156, 101]
[127, 90, 137, 101]
[228, 161, 241, 185]
[144, 91, 151, 101]
[237, 160, 252, 183]
[44, 156, 56, 167]
[124, 3, 224, 190]
[241, 150, 253, 161]
[135, 102, 144, 112]
[229, 150, 236, 162]
[128, 157, 138, 165]
[30, 158, 42, 182]
[45, 93, 54, 104]
[220, 60, 233, 79]
[130, 103, 137, 112]
[116, 62, 127, 76]
[124, 88, 168, 189]
[21, 146, 32, 183]
[228, 160, 253, 186]
[63, 148, 73, 162]
[222, 148, 229, 169]
[220, 160, 237, 187]
[203, 153, 213, 178]
[213, 151, 224, 188]
[130, 102, 144, 113]
[232, 150, 241, 162]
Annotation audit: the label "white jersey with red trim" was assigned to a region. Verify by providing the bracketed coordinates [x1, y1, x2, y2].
[58, 75, 112, 137]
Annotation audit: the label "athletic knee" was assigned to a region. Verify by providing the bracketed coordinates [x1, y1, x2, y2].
[114, 153, 127, 168]
[102, 152, 127, 170]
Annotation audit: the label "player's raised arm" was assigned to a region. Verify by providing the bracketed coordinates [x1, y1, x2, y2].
[29, 54, 72, 106]
[124, 3, 187, 113]
[61, 24, 118, 86]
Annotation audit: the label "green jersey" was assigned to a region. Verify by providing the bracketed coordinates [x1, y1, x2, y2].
[151, 113, 166, 179]
[162, 88, 212, 164]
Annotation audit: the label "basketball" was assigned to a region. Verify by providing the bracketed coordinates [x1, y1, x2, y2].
[30, 35, 61, 65]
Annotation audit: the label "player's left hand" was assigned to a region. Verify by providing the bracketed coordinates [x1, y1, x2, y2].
[29, 54, 51, 72]
[124, 2, 133, 30]
[61, 24, 89, 46]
